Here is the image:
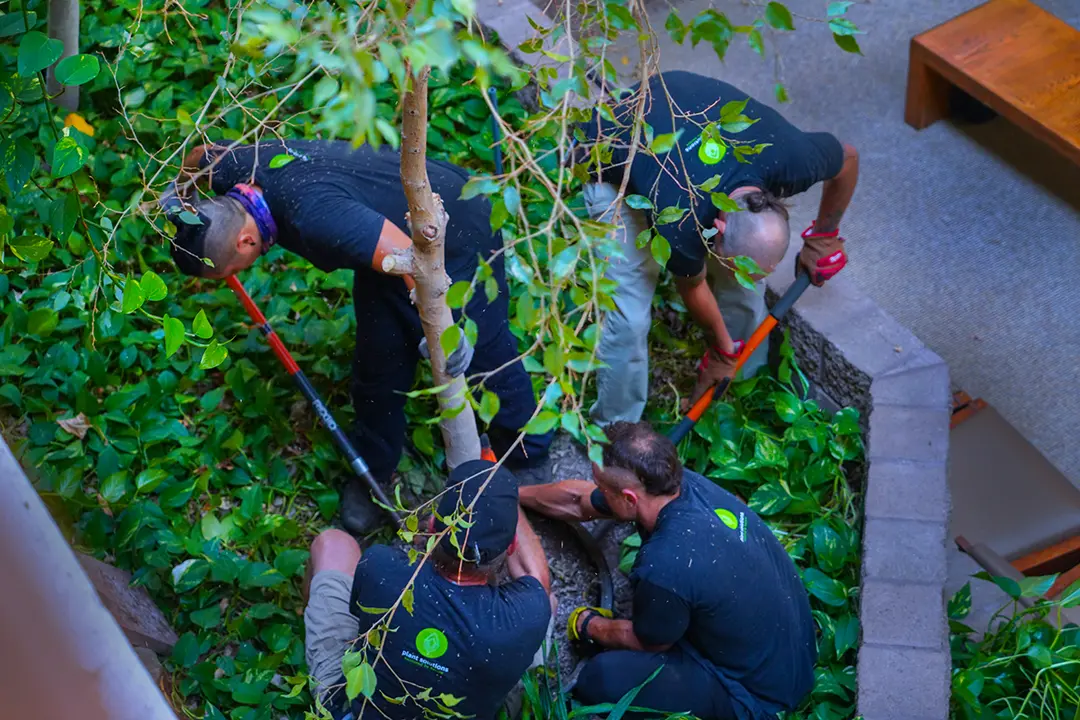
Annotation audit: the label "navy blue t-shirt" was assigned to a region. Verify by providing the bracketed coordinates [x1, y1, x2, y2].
[580, 71, 844, 277]
[593, 471, 816, 714]
[338, 545, 550, 720]
[198, 139, 499, 280]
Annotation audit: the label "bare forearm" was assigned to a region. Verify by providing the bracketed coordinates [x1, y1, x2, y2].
[588, 617, 647, 651]
[677, 277, 734, 353]
[507, 508, 551, 593]
[815, 143, 859, 234]
[518, 480, 599, 523]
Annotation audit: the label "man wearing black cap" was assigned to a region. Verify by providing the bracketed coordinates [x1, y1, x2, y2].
[302, 460, 553, 719]
[518, 421, 816, 720]
[165, 139, 554, 533]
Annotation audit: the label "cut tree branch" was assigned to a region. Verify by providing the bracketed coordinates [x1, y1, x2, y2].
[400, 63, 481, 467]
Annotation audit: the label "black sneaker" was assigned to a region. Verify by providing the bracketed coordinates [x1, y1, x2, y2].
[339, 479, 391, 536]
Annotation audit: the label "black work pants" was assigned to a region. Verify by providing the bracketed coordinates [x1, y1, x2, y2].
[348, 262, 552, 484]
[574, 646, 737, 720]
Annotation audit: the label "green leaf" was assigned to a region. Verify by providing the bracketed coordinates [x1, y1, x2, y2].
[269, 153, 295, 169]
[17, 31, 63, 76]
[635, 228, 653, 249]
[140, 271, 167, 302]
[192, 309, 213, 339]
[163, 317, 185, 358]
[171, 558, 209, 593]
[773, 391, 802, 423]
[748, 483, 791, 515]
[524, 411, 559, 435]
[624, 194, 653, 210]
[754, 435, 787, 467]
[177, 210, 203, 225]
[346, 662, 377, 700]
[828, 17, 860, 35]
[803, 567, 848, 607]
[121, 277, 145, 314]
[665, 10, 687, 44]
[947, 582, 972, 620]
[99, 472, 130, 503]
[274, 549, 309, 577]
[190, 606, 221, 629]
[0, 11, 37, 37]
[775, 83, 790, 103]
[460, 176, 500, 200]
[698, 139, 727, 164]
[9, 235, 53, 262]
[811, 520, 847, 572]
[650, 130, 682, 154]
[828, 1, 854, 16]
[54, 54, 100, 85]
[136, 468, 168, 493]
[446, 280, 473, 309]
[171, 632, 201, 667]
[699, 175, 722, 192]
[27, 307, 58, 337]
[650, 235, 671, 268]
[51, 137, 87, 178]
[543, 345, 564, 377]
[833, 614, 859, 657]
[748, 29, 764, 56]
[440, 324, 462, 362]
[1, 137, 36, 194]
[765, 2, 794, 31]
[1017, 574, 1057, 598]
[412, 425, 435, 456]
[655, 206, 686, 225]
[503, 185, 520, 215]
[402, 586, 415, 615]
[710, 192, 740, 213]
[833, 33, 862, 54]
[200, 340, 228, 370]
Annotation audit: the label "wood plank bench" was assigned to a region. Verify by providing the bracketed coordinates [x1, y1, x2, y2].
[905, 0, 1080, 165]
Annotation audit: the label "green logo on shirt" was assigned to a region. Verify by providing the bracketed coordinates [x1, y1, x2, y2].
[715, 508, 738, 530]
[416, 628, 448, 659]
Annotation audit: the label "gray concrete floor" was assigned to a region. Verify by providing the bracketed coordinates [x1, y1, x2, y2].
[595, 0, 1080, 489]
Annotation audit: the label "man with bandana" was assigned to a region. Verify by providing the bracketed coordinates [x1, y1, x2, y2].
[167, 139, 553, 533]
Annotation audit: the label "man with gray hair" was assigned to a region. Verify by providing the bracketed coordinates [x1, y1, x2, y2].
[578, 71, 859, 421]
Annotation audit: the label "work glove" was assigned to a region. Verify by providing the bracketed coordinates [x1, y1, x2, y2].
[688, 340, 744, 406]
[797, 223, 847, 286]
[418, 333, 474, 378]
[567, 606, 613, 647]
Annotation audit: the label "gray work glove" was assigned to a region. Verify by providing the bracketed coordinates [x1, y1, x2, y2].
[419, 334, 474, 377]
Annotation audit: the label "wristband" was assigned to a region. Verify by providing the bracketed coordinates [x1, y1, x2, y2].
[801, 222, 840, 240]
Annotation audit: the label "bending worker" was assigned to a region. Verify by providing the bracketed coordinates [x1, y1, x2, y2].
[166, 139, 553, 532]
[578, 70, 859, 421]
[519, 421, 816, 719]
[304, 460, 553, 718]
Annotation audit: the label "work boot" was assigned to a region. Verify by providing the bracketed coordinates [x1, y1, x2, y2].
[339, 479, 389, 536]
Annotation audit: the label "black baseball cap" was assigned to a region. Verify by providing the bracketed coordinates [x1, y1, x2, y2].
[435, 460, 519, 564]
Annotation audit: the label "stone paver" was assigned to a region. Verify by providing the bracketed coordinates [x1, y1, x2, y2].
[869, 405, 951, 463]
[860, 579, 946, 650]
[863, 517, 948, 585]
[866, 459, 950, 524]
[857, 644, 951, 719]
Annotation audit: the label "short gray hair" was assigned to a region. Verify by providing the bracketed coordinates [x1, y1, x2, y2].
[721, 191, 791, 273]
[195, 196, 247, 275]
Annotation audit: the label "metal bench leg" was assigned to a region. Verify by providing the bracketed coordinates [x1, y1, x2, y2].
[905, 42, 952, 129]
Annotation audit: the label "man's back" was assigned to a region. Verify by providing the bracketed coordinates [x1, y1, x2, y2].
[345, 545, 550, 719]
[197, 139, 497, 277]
[633, 472, 816, 712]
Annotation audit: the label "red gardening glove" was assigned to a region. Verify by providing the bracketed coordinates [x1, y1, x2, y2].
[797, 223, 847, 286]
[689, 340, 744, 405]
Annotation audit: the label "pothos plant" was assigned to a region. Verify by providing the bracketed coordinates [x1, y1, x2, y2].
[948, 575, 1080, 720]
[2, 0, 868, 717]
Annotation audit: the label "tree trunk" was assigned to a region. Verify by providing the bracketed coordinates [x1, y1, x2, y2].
[47, 0, 80, 111]
[399, 64, 481, 468]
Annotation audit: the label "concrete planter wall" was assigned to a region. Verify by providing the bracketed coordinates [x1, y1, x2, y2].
[766, 268, 953, 720]
[474, 2, 954, 716]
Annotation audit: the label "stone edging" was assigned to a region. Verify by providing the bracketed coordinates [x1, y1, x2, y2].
[766, 268, 952, 720]
[474, 3, 953, 716]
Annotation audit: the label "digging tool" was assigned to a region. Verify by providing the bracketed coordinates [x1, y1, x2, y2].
[224, 275, 402, 529]
[668, 271, 812, 444]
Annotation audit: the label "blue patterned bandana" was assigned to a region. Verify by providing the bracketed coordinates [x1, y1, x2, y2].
[226, 183, 277, 254]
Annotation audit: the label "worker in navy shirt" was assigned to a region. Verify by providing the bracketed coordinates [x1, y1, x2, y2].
[165, 140, 554, 532]
[302, 460, 553, 719]
[575, 71, 858, 423]
[519, 421, 816, 719]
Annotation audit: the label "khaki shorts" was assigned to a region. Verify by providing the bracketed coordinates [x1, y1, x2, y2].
[304, 570, 359, 701]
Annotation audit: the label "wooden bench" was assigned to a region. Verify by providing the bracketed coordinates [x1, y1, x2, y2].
[905, 0, 1080, 165]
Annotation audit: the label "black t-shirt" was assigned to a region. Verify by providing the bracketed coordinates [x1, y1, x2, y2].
[580, 71, 844, 277]
[592, 472, 816, 714]
[339, 545, 550, 719]
[198, 139, 499, 280]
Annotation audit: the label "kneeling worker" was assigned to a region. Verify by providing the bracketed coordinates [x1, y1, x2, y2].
[519, 421, 816, 719]
[304, 460, 553, 719]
